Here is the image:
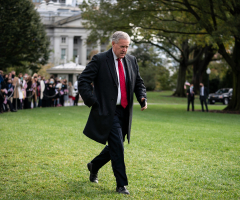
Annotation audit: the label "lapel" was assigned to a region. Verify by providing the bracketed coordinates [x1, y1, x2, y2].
[123, 55, 132, 86]
[106, 48, 118, 86]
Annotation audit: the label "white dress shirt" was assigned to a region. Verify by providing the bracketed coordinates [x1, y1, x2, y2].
[201, 86, 204, 96]
[112, 49, 126, 105]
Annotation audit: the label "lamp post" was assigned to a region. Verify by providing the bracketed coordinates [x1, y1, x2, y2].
[206, 68, 211, 104]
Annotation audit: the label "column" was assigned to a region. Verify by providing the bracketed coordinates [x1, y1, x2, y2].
[68, 36, 73, 62]
[54, 36, 60, 65]
[81, 37, 87, 66]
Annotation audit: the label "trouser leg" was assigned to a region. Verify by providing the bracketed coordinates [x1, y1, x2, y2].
[32, 97, 36, 108]
[192, 99, 194, 111]
[108, 115, 128, 187]
[200, 98, 204, 111]
[204, 99, 208, 111]
[91, 146, 111, 173]
[74, 93, 79, 105]
[91, 115, 128, 187]
[187, 99, 190, 111]
[7, 100, 14, 111]
[38, 99, 42, 107]
[13, 98, 17, 110]
[60, 95, 64, 106]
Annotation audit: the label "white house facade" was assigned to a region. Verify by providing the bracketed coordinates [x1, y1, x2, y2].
[35, 0, 108, 83]
[36, 0, 107, 66]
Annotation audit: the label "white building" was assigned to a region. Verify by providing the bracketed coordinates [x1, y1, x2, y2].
[36, 0, 108, 66]
[35, 0, 108, 83]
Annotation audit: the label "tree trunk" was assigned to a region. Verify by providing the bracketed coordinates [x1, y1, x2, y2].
[224, 71, 240, 111]
[172, 62, 187, 97]
[223, 38, 240, 111]
[172, 40, 190, 97]
[192, 46, 215, 94]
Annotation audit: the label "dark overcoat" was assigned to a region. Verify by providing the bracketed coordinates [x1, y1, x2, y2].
[199, 87, 208, 100]
[78, 48, 146, 145]
[187, 88, 195, 100]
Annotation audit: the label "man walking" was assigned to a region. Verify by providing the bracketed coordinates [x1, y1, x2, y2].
[78, 31, 147, 195]
[187, 83, 195, 111]
[199, 83, 208, 112]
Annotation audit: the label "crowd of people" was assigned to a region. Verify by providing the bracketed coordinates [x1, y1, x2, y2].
[0, 70, 80, 114]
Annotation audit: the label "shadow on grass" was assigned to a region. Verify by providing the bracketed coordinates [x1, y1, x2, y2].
[12, 180, 116, 199]
[66, 179, 114, 196]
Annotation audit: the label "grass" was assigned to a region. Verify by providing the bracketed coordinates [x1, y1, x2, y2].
[0, 91, 239, 199]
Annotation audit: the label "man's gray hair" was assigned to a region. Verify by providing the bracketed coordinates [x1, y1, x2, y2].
[112, 31, 130, 43]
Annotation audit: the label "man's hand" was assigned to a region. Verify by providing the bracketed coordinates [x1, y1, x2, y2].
[141, 98, 147, 111]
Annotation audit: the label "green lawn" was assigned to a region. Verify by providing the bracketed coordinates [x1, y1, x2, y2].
[0, 92, 239, 199]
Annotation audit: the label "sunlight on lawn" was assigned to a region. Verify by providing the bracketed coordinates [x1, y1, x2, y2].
[0, 92, 239, 199]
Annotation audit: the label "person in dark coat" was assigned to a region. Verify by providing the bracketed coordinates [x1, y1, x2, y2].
[199, 83, 208, 112]
[187, 83, 195, 111]
[78, 31, 147, 195]
[26, 76, 33, 109]
[48, 78, 56, 107]
[42, 80, 50, 107]
[60, 79, 67, 106]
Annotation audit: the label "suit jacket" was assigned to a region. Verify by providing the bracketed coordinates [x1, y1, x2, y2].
[199, 87, 208, 99]
[78, 48, 146, 145]
[187, 88, 195, 100]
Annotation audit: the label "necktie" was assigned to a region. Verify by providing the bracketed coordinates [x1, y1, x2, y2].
[117, 58, 128, 108]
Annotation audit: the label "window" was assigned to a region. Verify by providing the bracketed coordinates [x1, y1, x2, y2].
[73, 49, 78, 57]
[61, 37, 66, 43]
[74, 38, 78, 44]
[61, 49, 66, 59]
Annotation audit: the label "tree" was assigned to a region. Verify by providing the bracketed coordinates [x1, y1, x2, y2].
[180, 0, 240, 110]
[131, 44, 172, 90]
[192, 45, 217, 93]
[79, 0, 214, 97]
[80, 0, 239, 110]
[0, 0, 50, 71]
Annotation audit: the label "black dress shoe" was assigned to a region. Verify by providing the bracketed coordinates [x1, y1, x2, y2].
[87, 162, 98, 183]
[11, 109, 17, 112]
[116, 186, 130, 195]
